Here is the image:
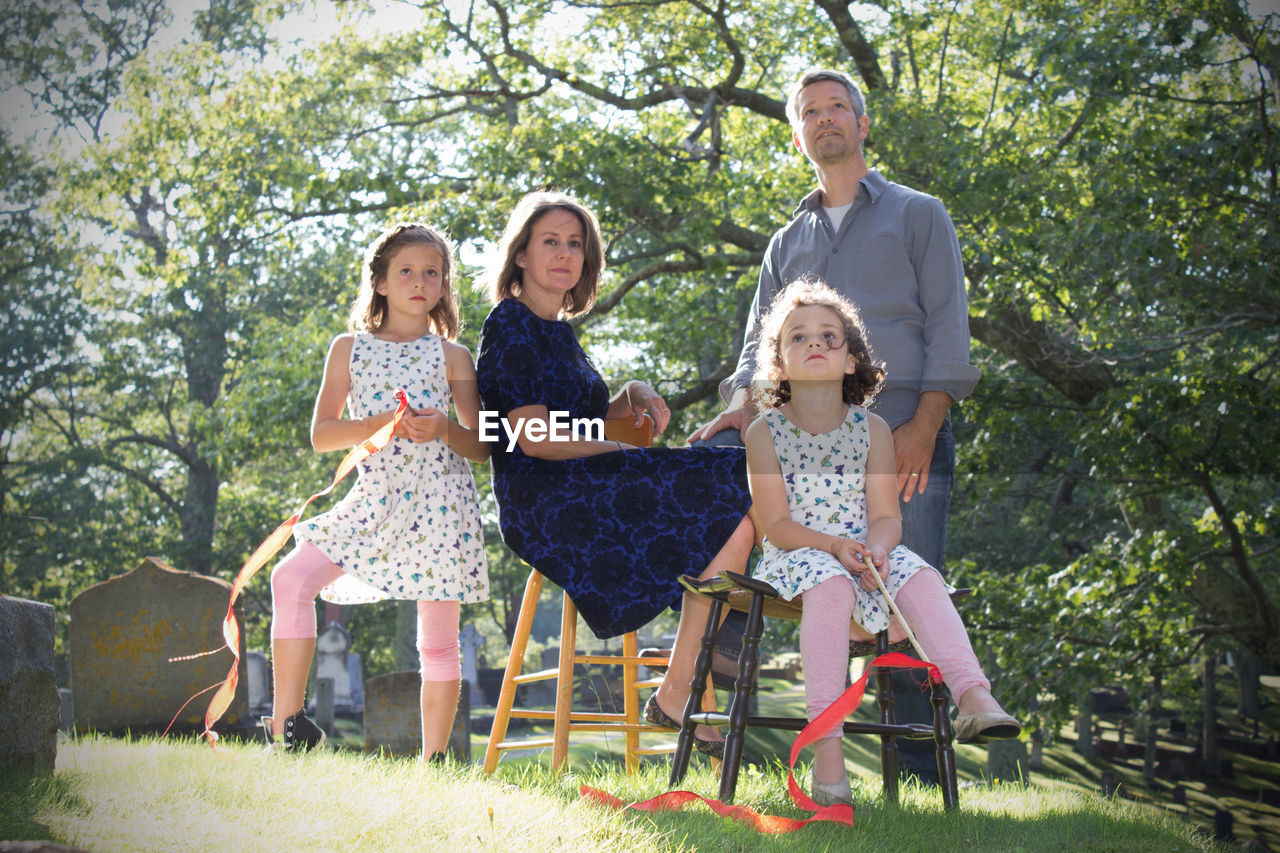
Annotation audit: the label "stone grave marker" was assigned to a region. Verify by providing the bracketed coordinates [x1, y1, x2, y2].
[986, 738, 1028, 785]
[312, 622, 362, 713]
[459, 623, 485, 707]
[245, 651, 270, 716]
[346, 651, 365, 712]
[0, 596, 60, 773]
[363, 671, 470, 759]
[57, 688, 73, 731]
[69, 557, 247, 734]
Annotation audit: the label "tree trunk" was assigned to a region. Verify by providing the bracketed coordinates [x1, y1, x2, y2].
[1237, 649, 1261, 721]
[1143, 672, 1161, 782]
[1076, 689, 1094, 758]
[1202, 653, 1219, 777]
[180, 454, 219, 574]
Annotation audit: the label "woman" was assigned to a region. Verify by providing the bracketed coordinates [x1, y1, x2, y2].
[475, 191, 754, 756]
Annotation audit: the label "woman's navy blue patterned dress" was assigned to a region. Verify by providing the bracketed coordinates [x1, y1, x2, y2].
[476, 298, 750, 639]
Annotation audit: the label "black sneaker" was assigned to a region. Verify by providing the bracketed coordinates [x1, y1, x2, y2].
[264, 710, 327, 752]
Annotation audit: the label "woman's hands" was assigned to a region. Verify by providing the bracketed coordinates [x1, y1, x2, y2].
[831, 537, 890, 592]
[622, 381, 670, 435]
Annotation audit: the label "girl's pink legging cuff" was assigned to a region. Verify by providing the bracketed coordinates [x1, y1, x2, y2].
[270, 542, 462, 681]
[800, 568, 990, 740]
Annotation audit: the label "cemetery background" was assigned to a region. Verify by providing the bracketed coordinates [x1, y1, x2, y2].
[2, 0, 1279, 847]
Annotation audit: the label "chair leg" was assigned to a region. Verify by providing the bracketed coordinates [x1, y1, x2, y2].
[551, 592, 578, 774]
[875, 631, 899, 804]
[932, 680, 959, 810]
[671, 597, 722, 787]
[622, 631, 641, 774]
[484, 570, 544, 774]
[719, 592, 764, 804]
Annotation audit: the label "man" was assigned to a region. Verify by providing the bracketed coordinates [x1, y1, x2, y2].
[691, 69, 980, 784]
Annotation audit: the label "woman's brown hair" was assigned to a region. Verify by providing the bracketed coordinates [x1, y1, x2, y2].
[485, 191, 604, 318]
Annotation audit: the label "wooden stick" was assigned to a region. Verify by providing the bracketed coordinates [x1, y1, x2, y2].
[862, 554, 930, 662]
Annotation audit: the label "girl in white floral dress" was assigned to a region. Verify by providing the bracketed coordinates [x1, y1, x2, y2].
[266, 223, 489, 760]
[745, 278, 1018, 806]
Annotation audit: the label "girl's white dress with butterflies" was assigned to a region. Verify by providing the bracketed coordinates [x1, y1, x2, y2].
[753, 405, 938, 634]
[293, 333, 489, 604]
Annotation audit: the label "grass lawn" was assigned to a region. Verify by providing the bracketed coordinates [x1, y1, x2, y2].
[3, 733, 1225, 853]
[3, 674, 1258, 852]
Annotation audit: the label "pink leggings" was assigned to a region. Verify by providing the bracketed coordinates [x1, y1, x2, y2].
[800, 569, 989, 739]
[270, 542, 462, 681]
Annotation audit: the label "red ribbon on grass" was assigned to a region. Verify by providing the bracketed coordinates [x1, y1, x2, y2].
[581, 652, 942, 833]
[168, 389, 410, 744]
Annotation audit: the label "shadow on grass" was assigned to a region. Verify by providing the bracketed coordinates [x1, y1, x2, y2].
[0, 767, 82, 843]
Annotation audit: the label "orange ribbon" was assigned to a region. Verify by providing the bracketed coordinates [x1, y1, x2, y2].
[581, 652, 942, 833]
[170, 390, 410, 744]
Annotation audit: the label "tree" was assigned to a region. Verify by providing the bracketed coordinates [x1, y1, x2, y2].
[4, 0, 1276, 727]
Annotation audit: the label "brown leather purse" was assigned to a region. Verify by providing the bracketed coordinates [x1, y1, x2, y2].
[602, 414, 655, 448]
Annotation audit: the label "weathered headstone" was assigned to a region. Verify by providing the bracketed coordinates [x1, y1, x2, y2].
[986, 738, 1028, 784]
[313, 622, 359, 713]
[346, 652, 364, 711]
[519, 647, 559, 707]
[57, 688, 73, 732]
[1172, 785, 1186, 805]
[1212, 809, 1234, 841]
[1100, 770, 1118, 797]
[0, 596, 60, 773]
[314, 676, 335, 736]
[363, 671, 469, 759]
[69, 557, 247, 734]
[245, 651, 270, 716]
[459, 623, 485, 707]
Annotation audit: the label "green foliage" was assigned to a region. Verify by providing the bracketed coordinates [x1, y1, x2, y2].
[2, 0, 1276, 737]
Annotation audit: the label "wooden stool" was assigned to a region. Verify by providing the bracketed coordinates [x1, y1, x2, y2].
[670, 570, 961, 810]
[482, 415, 715, 774]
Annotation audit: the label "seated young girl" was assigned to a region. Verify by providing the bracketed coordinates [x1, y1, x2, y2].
[744, 277, 1019, 806]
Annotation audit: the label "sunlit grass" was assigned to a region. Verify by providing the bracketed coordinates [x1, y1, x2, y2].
[25, 733, 1225, 852]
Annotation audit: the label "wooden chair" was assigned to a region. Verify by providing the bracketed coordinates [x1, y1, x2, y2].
[670, 570, 962, 810]
[482, 415, 715, 774]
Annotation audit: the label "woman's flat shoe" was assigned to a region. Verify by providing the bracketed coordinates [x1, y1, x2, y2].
[954, 710, 1021, 743]
[644, 694, 725, 759]
[810, 771, 852, 807]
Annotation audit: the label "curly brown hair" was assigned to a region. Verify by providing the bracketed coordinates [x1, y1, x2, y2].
[348, 222, 459, 338]
[752, 277, 885, 408]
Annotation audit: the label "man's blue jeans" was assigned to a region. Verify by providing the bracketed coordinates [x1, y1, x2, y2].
[890, 419, 954, 783]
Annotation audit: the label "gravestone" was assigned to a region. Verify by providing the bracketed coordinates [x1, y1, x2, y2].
[69, 557, 247, 734]
[986, 738, 1028, 784]
[57, 688, 73, 731]
[1172, 785, 1186, 805]
[363, 671, 470, 759]
[459, 623, 485, 707]
[519, 647, 560, 707]
[1212, 809, 1235, 841]
[346, 652, 364, 711]
[245, 651, 270, 716]
[313, 622, 361, 713]
[0, 596, 60, 773]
